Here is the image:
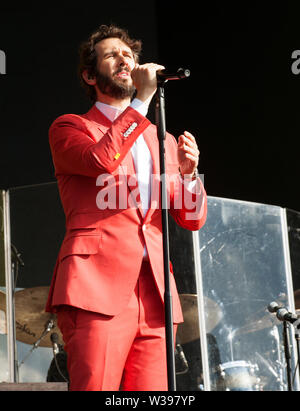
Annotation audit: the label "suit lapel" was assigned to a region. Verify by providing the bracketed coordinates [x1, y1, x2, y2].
[119, 150, 144, 218]
[143, 127, 160, 176]
[142, 127, 161, 223]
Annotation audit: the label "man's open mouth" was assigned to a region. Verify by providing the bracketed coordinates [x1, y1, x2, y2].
[114, 69, 130, 79]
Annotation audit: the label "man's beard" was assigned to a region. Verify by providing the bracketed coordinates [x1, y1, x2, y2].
[96, 67, 136, 100]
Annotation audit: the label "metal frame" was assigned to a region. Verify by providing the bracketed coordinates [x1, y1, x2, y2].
[3, 190, 17, 382]
[192, 230, 211, 391]
[281, 208, 300, 390]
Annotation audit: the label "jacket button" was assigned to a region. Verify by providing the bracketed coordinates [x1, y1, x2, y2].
[142, 224, 147, 231]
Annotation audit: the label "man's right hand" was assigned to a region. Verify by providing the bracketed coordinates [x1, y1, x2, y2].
[131, 63, 165, 105]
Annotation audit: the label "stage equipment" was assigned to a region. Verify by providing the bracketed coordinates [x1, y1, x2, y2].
[47, 333, 69, 383]
[217, 360, 260, 391]
[177, 294, 222, 345]
[293, 319, 300, 382]
[1, 186, 300, 390]
[175, 343, 189, 375]
[0, 287, 61, 347]
[0, 183, 65, 383]
[268, 302, 300, 390]
[184, 197, 300, 391]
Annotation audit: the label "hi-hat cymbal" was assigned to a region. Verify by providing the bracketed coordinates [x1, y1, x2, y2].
[177, 294, 223, 344]
[0, 287, 62, 347]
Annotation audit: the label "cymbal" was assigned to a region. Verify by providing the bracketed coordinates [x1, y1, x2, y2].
[0, 287, 62, 347]
[177, 294, 223, 344]
[235, 310, 281, 336]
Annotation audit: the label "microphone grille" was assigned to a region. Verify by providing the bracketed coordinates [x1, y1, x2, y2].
[177, 68, 190, 78]
[50, 332, 59, 343]
[268, 301, 279, 313]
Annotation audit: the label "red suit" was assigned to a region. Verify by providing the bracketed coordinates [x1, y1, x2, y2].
[46, 104, 207, 390]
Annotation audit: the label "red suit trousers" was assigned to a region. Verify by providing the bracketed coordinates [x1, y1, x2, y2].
[57, 261, 177, 391]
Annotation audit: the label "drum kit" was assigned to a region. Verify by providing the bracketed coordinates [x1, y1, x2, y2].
[0, 289, 294, 390]
[176, 294, 289, 391]
[0, 287, 62, 347]
[0, 287, 67, 382]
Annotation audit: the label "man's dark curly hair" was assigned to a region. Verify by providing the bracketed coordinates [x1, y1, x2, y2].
[78, 24, 142, 102]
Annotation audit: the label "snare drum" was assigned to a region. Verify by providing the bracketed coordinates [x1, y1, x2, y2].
[218, 360, 260, 391]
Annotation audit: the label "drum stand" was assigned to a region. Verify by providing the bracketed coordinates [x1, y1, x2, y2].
[9, 244, 25, 383]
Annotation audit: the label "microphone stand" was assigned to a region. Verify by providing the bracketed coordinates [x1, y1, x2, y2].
[155, 80, 176, 391]
[18, 318, 55, 368]
[10, 244, 24, 382]
[293, 322, 300, 383]
[282, 320, 293, 391]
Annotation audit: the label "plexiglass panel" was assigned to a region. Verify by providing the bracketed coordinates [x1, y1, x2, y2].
[0, 191, 9, 381]
[168, 216, 203, 390]
[195, 197, 298, 391]
[8, 183, 65, 382]
[286, 208, 300, 311]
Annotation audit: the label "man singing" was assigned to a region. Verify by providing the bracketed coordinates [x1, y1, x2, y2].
[46, 24, 207, 391]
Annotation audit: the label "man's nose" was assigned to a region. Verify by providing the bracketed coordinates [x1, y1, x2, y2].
[117, 54, 129, 68]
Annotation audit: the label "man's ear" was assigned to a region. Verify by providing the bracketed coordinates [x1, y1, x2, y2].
[82, 70, 96, 85]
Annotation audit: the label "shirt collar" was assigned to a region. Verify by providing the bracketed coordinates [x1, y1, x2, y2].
[95, 101, 125, 122]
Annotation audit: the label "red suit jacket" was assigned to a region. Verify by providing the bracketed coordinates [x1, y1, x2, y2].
[45, 104, 207, 323]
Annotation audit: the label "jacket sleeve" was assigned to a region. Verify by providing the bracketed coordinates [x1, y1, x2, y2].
[166, 134, 207, 231]
[169, 175, 207, 231]
[49, 106, 150, 177]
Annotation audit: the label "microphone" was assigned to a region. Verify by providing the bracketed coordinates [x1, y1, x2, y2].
[267, 301, 282, 313]
[276, 308, 298, 324]
[11, 243, 25, 267]
[50, 332, 59, 355]
[49, 332, 69, 383]
[156, 67, 190, 82]
[175, 343, 189, 374]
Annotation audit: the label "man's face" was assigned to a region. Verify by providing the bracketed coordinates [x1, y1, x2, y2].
[94, 37, 136, 100]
